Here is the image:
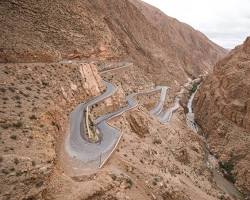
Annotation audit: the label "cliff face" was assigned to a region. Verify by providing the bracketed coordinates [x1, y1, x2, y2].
[194, 37, 250, 196]
[0, 0, 226, 86]
[130, 0, 226, 82]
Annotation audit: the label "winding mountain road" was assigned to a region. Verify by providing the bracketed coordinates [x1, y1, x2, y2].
[149, 86, 181, 124]
[159, 97, 180, 123]
[65, 81, 175, 169]
[150, 86, 168, 116]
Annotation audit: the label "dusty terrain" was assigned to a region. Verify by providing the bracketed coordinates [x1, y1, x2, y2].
[0, 62, 111, 199]
[194, 37, 250, 197]
[0, 0, 236, 200]
[0, 62, 233, 200]
[0, 0, 226, 87]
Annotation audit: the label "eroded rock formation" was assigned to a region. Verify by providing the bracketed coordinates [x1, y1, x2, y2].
[194, 37, 250, 196]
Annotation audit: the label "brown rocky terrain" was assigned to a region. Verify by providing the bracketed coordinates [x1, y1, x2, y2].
[0, 0, 234, 200]
[1, 62, 229, 200]
[129, 0, 226, 83]
[0, 63, 110, 199]
[0, 0, 226, 87]
[194, 37, 250, 197]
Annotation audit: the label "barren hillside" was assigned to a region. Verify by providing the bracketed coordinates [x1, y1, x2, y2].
[0, 0, 226, 86]
[194, 37, 250, 197]
[130, 0, 226, 82]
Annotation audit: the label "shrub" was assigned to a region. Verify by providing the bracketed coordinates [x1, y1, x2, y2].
[14, 158, 19, 165]
[110, 174, 117, 181]
[16, 104, 22, 108]
[8, 87, 15, 92]
[12, 121, 23, 128]
[219, 161, 236, 183]
[16, 171, 22, 176]
[42, 80, 49, 87]
[126, 178, 133, 189]
[153, 138, 162, 145]
[25, 86, 32, 91]
[1, 123, 10, 129]
[31, 161, 36, 166]
[10, 135, 17, 140]
[152, 180, 157, 186]
[14, 95, 20, 100]
[2, 169, 9, 174]
[191, 83, 198, 93]
[36, 181, 43, 187]
[10, 167, 15, 172]
[29, 115, 37, 120]
[0, 88, 6, 93]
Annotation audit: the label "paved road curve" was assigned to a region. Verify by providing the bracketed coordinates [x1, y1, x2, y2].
[65, 81, 170, 169]
[65, 81, 117, 165]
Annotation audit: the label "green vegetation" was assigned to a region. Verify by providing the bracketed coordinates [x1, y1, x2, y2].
[125, 177, 133, 189]
[219, 160, 236, 183]
[191, 82, 198, 93]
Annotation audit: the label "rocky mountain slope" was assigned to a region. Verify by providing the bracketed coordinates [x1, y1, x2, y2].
[0, 0, 232, 200]
[0, 63, 109, 199]
[194, 37, 250, 197]
[1, 62, 233, 200]
[130, 0, 226, 82]
[0, 0, 226, 86]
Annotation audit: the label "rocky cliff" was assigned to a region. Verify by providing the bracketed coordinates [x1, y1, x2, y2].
[194, 37, 250, 196]
[0, 0, 226, 86]
[129, 0, 226, 83]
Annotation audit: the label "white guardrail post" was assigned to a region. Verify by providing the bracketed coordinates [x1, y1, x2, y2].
[85, 106, 91, 139]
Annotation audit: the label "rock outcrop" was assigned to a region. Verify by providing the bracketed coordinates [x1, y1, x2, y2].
[194, 37, 250, 196]
[79, 63, 105, 96]
[127, 110, 150, 137]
